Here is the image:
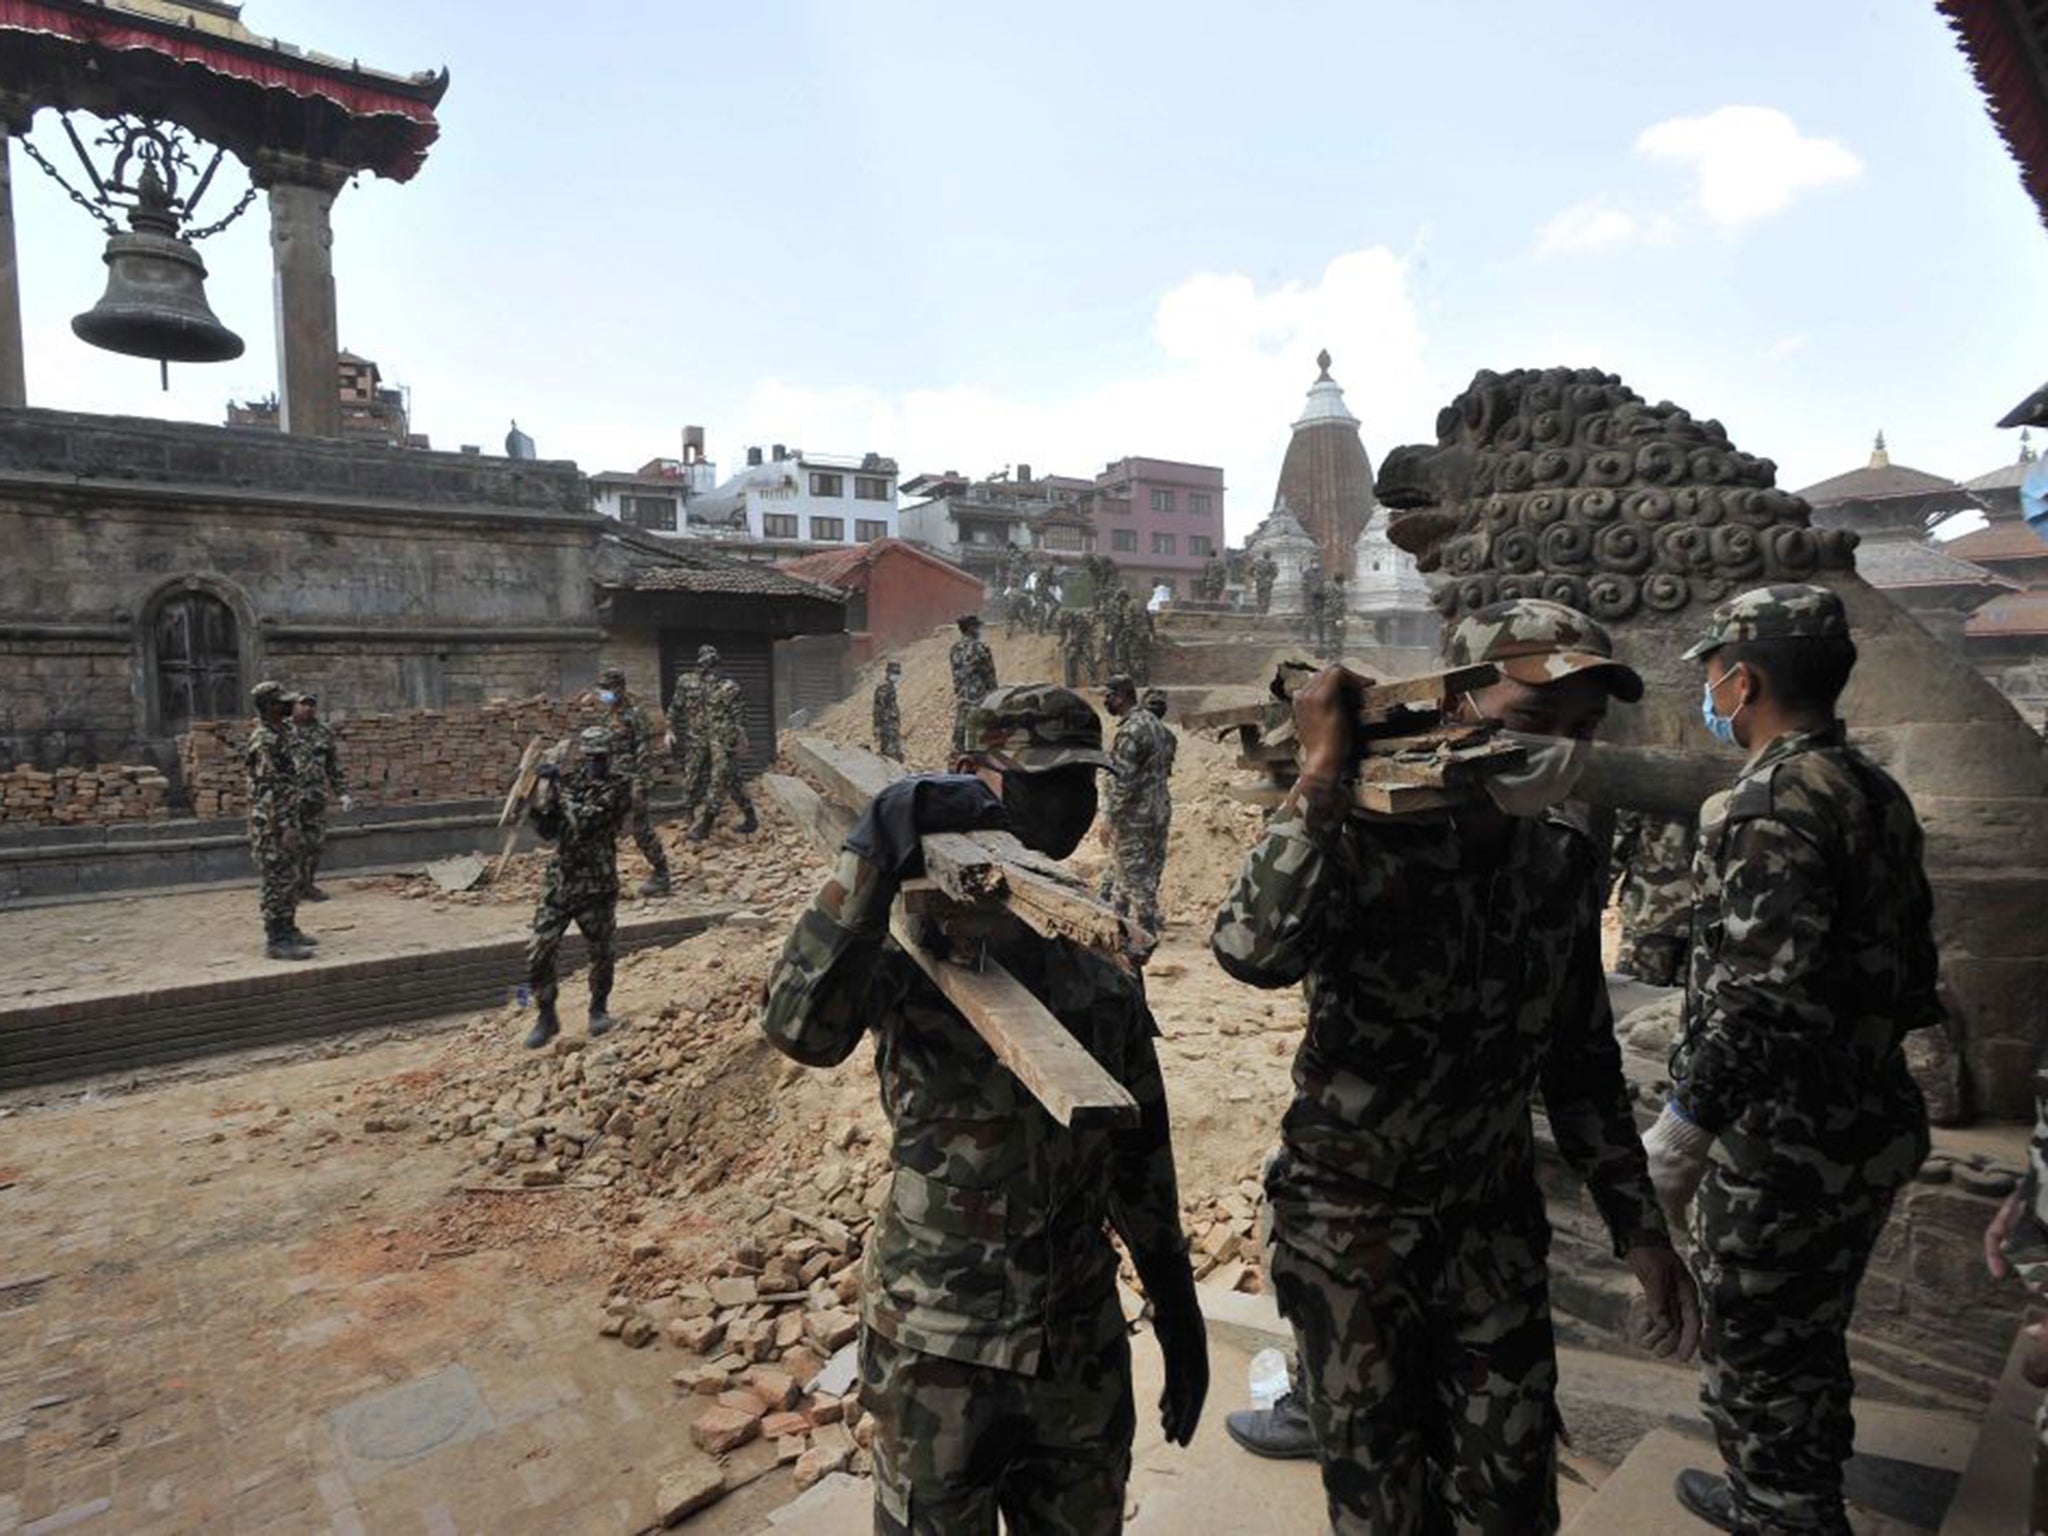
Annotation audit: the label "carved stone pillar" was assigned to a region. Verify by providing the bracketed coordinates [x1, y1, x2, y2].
[254, 154, 347, 437]
[0, 98, 34, 410]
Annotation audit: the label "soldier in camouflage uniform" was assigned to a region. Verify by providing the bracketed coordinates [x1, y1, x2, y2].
[1142, 687, 1169, 720]
[1985, 1065, 2048, 1531]
[1323, 574, 1348, 660]
[1253, 552, 1278, 615]
[874, 660, 904, 762]
[666, 650, 712, 825]
[1650, 586, 1938, 1536]
[1211, 598, 1699, 1535]
[287, 691, 351, 902]
[1608, 810, 1697, 987]
[761, 683, 1208, 1535]
[524, 725, 632, 1049]
[1095, 674, 1175, 963]
[948, 614, 997, 756]
[1057, 607, 1094, 689]
[597, 665, 674, 897]
[247, 681, 313, 961]
[688, 651, 758, 841]
[1300, 562, 1327, 652]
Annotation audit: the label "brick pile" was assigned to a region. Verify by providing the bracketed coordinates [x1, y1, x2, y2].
[0, 763, 173, 827]
[175, 697, 638, 819]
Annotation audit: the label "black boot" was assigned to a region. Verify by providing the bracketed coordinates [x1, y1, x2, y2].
[1673, 1470, 1740, 1533]
[588, 999, 618, 1038]
[1223, 1392, 1318, 1461]
[736, 805, 758, 835]
[289, 928, 320, 946]
[638, 870, 671, 898]
[524, 999, 561, 1050]
[687, 820, 710, 843]
[301, 885, 330, 903]
[264, 924, 313, 961]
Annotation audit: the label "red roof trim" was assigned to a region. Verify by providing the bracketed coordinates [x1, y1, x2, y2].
[1940, 0, 2048, 229]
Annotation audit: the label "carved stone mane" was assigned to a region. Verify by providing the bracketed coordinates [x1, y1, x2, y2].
[1376, 366, 1859, 625]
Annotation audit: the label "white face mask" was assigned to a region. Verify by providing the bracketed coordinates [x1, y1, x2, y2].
[1482, 732, 1592, 817]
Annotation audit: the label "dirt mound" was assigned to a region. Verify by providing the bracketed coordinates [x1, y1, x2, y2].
[811, 625, 1064, 771]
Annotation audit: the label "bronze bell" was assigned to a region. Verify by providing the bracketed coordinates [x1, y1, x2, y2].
[71, 166, 243, 365]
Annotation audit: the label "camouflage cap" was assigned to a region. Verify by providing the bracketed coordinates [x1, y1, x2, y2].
[597, 665, 627, 687]
[957, 613, 982, 631]
[1442, 597, 1644, 703]
[1103, 673, 1137, 698]
[1143, 687, 1169, 717]
[251, 680, 286, 707]
[964, 683, 1114, 773]
[1682, 583, 1850, 661]
[578, 725, 614, 755]
[293, 691, 317, 706]
[696, 644, 720, 667]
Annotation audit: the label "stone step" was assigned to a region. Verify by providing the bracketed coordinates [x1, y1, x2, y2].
[0, 906, 731, 1087]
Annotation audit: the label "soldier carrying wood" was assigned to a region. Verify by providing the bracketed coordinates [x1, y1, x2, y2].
[761, 683, 1208, 1534]
[523, 725, 631, 1050]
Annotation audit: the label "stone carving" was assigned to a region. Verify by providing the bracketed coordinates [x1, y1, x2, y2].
[1375, 366, 1859, 624]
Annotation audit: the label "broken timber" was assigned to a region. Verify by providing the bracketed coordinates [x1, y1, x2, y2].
[763, 743, 1140, 1130]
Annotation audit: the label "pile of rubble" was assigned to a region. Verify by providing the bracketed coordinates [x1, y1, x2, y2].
[0, 760, 173, 827]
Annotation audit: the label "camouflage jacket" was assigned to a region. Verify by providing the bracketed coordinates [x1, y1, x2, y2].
[1609, 810, 1695, 944]
[666, 674, 705, 751]
[531, 765, 630, 905]
[2008, 1068, 2048, 1295]
[244, 720, 297, 842]
[872, 679, 900, 739]
[603, 695, 658, 785]
[1672, 723, 1936, 1187]
[1104, 708, 1174, 827]
[1211, 810, 1667, 1259]
[761, 887, 1190, 1375]
[705, 676, 747, 756]
[949, 637, 996, 709]
[287, 719, 347, 811]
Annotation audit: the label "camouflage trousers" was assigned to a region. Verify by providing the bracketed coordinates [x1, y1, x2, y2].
[1615, 932, 1685, 988]
[1061, 647, 1093, 689]
[1267, 1205, 1561, 1536]
[624, 787, 670, 878]
[1098, 819, 1168, 956]
[677, 744, 709, 821]
[877, 726, 904, 762]
[296, 808, 329, 895]
[250, 830, 299, 934]
[859, 1325, 1134, 1536]
[526, 887, 617, 1007]
[1693, 1169, 1895, 1536]
[952, 701, 974, 757]
[690, 749, 754, 835]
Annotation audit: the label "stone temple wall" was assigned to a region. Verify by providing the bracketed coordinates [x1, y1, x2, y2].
[0, 408, 607, 774]
[1376, 368, 2048, 1120]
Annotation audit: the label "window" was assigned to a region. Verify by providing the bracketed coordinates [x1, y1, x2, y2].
[154, 589, 240, 733]
[1189, 535, 1213, 557]
[1149, 488, 1174, 513]
[763, 513, 798, 538]
[624, 494, 676, 531]
[1189, 492, 1213, 518]
[855, 518, 889, 542]
[855, 476, 890, 501]
[809, 472, 845, 497]
[1151, 532, 1176, 556]
[810, 517, 846, 541]
[1111, 528, 1137, 552]
[1044, 525, 1084, 551]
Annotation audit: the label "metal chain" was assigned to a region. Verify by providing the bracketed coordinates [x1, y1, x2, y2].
[14, 132, 118, 235]
[183, 184, 256, 243]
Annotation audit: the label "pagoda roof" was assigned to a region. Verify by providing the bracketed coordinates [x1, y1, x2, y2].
[1962, 457, 2033, 492]
[1855, 537, 2018, 594]
[1796, 459, 1974, 508]
[1966, 589, 2048, 637]
[1940, 0, 2048, 228]
[1946, 518, 2048, 562]
[1, 0, 446, 182]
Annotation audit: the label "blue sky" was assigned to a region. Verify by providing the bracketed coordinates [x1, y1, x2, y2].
[13, 1, 2046, 542]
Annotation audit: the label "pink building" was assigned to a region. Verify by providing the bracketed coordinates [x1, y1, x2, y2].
[1087, 456, 1226, 596]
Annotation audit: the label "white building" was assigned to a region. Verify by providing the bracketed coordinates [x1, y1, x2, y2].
[685, 445, 901, 548]
[592, 426, 718, 535]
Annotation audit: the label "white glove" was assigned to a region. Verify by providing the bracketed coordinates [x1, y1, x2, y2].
[340, 794, 355, 813]
[1643, 1102, 1714, 1237]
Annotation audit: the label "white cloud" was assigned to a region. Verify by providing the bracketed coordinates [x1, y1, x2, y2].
[1635, 106, 1861, 230]
[1766, 332, 1810, 359]
[722, 246, 1429, 545]
[1534, 198, 1638, 258]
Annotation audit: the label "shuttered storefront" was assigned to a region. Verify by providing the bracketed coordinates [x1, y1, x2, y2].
[658, 632, 775, 776]
[776, 634, 850, 727]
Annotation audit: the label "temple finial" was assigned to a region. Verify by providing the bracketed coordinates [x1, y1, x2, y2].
[1869, 430, 1889, 468]
[2022, 428, 2036, 464]
[1315, 349, 1332, 382]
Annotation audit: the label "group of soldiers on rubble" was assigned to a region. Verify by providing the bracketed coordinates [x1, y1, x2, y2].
[750, 578, 2048, 1536]
[240, 680, 352, 960]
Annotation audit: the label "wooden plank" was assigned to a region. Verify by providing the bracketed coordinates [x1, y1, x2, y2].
[497, 735, 545, 829]
[888, 911, 1138, 1129]
[760, 773, 852, 857]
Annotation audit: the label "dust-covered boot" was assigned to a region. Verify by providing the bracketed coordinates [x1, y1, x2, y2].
[638, 870, 671, 898]
[1672, 1470, 1739, 1533]
[687, 819, 711, 843]
[1223, 1392, 1317, 1461]
[524, 999, 561, 1051]
[736, 805, 758, 835]
[301, 885, 330, 903]
[588, 996, 619, 1038]
[288, 927, 320, 946]
[264, 924, 313, 961]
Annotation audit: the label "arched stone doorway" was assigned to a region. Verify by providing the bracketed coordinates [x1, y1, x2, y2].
[151, 589, 242, 735]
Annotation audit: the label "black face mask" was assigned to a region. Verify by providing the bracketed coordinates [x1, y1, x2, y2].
[1000, 767, 1097, 859]
[588, 757, 611, 778]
